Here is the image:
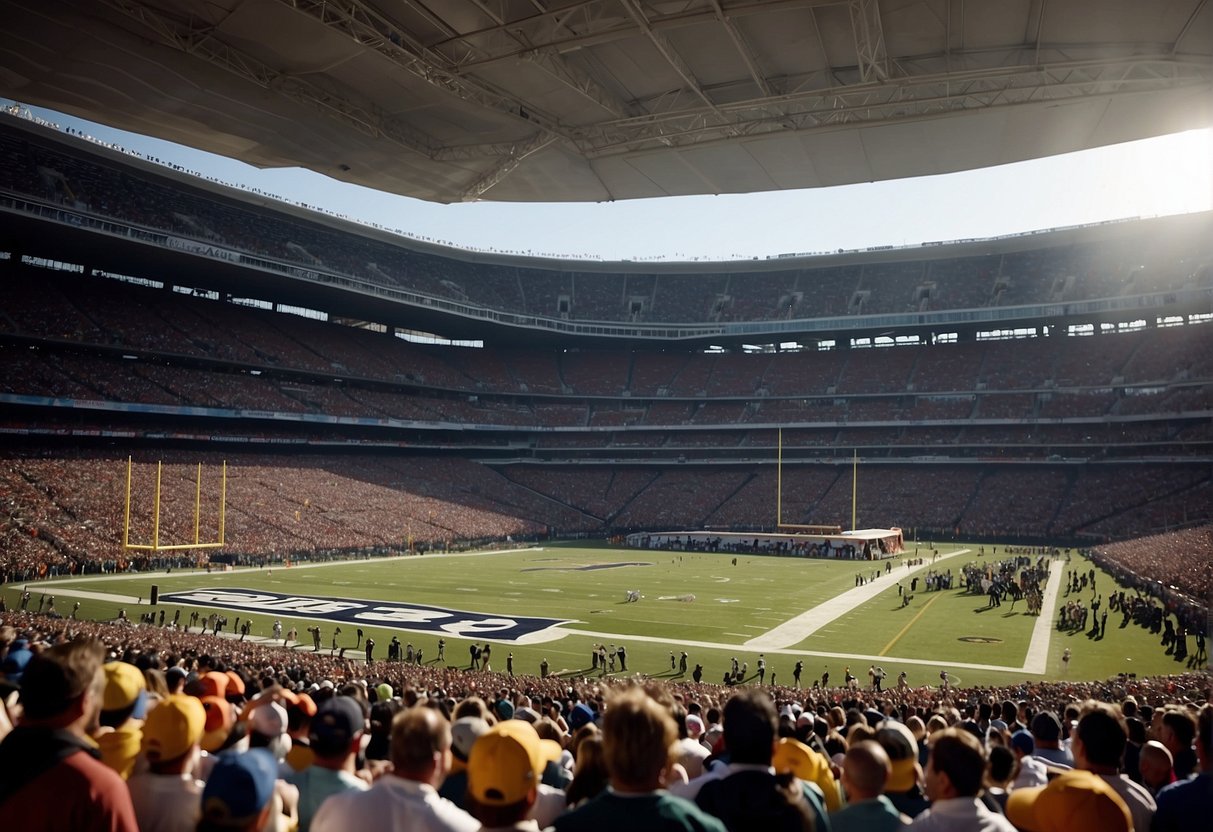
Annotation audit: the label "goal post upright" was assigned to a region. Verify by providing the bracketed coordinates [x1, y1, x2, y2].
[852, 449, 858, 531]
[123, 456, 132, 550]
[153, 461, 162, 551]
[777, 428, 783, 527]
[123, 458, 228, 553]
[219, 461, 227, 546]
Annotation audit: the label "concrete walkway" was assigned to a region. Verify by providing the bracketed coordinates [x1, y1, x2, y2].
[744, 548, 972, 649]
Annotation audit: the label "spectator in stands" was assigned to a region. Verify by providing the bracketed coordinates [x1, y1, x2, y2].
[909, 728, 1014, 831]
[287, 695, 369, 832]
[771, 736, 841, 813]
[694, 688, 823, 832]
[0, 638, 138, 831]
[465, 719, 561, 831]
[553, 686, 726, 832]
[439, 715, 490, 810]
[1068, 702, 1154, 831]
[1009, 731, 1048, 789]
[1138, 740, 1175, 795]
[128, 694, 207, 832]
[1028, 712, 1073, 768]
[875, 721, 930, 818]
[564, 734, 609, 808]
[200, 747, 295, 832]
[1151, 703, 1213, 832]
[95, 659, 149, 780]
[311, 706, 477, 832]
[1158, 707, 1199, 780]
[831, 739, 910, 831]
[1005, 769, 1131, 832]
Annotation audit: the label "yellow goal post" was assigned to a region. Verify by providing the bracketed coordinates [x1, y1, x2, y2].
[775, 428, 856, 532]
[122, 457, 227, 552]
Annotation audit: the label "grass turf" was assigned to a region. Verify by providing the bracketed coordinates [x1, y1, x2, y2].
[5, 541, 1201, 688]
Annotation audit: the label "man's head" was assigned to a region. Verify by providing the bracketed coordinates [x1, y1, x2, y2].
[1138, 740, 1174, 791]
[309, 695, 366, 763]
[924, 728, 986, 801]
[1031, 711, 1063, 749]
[1072, 701, 1126, 773]
[1159, 707, 1196, 758]
[842, 740, 892, 802]
[722, 688, 778, 765]
[601, 687, 677, 792]
[17, 638, 105, 729]
[449, 715, 490, 773]
[390, 706, 452, 786]
[874, 720, 922, 794]
[1010, 730, 1035, 759]
[200, 695, 236, 753]
[988, 744, 1016, 788]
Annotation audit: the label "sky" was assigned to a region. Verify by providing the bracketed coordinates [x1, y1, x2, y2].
[7, 100, 1211, 262]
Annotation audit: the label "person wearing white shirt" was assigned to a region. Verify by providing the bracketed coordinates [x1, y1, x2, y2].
[312, 708, 477, 832]
[909, 729, 1015, 832]
[1070, 703, 1156, 832]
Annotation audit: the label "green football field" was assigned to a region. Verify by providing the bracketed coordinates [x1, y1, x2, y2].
[4, 540, 1198, 688]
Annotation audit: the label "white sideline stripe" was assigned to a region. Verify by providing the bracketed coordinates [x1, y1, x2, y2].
[28, 588, 141, 604]
[14, 546, 546, 590]
[1022, 559, 1065, 674]
[743, 548, 972, 649]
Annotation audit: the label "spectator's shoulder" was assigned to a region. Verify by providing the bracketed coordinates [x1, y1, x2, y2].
[657, 791, 729, 831]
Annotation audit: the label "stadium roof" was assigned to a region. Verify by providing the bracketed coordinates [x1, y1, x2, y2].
[2, 0, 1211, 204]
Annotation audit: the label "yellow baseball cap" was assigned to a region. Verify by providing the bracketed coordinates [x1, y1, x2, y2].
[467, 721, 562, 806]
[102, 661, 147, 717]
[142, 695, 206, 763]
[1006, 769, 1132, 832]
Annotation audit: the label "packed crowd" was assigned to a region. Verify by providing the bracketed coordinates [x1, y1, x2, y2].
[2, 117, 1210, 328]
[0, 452, 596, 583]
[2, 446, 1209, 582]
[7, 338, 1208, 434]
[1092, 527, 1213, 616]
[1, 612, 1209, 831]
[4, 270, 1211, 404]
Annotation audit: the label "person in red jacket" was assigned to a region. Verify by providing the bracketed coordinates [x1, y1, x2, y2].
[0, 638, 138, 832]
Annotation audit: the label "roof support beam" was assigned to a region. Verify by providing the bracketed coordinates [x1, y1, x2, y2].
[710, 0, 774, 97]
[98, 0, 437, 156]
[616, 0, 726, 117]
[274, 0, 574, 142]
[849, 0, 889, 83]
[459, 133, 561, 200]
[575, 55, 1213, 155]
[465, 0, 635, 118]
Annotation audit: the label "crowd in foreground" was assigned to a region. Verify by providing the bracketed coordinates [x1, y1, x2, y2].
[0, 613, 1209, 832]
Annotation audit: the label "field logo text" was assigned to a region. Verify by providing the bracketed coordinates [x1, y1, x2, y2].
[160, 588, 570, 642]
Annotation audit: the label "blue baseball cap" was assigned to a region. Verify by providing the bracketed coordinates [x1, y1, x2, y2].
[201, 749, 278, 824]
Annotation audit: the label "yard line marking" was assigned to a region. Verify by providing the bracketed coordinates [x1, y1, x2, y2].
[744, 549, 970, 649]
[879, 593, 942, 656]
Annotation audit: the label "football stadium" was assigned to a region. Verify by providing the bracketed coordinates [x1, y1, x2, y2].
[0, 2, 1211, 830]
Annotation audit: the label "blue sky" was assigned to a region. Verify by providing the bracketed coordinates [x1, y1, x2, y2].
[8, 100, 1211, 262]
